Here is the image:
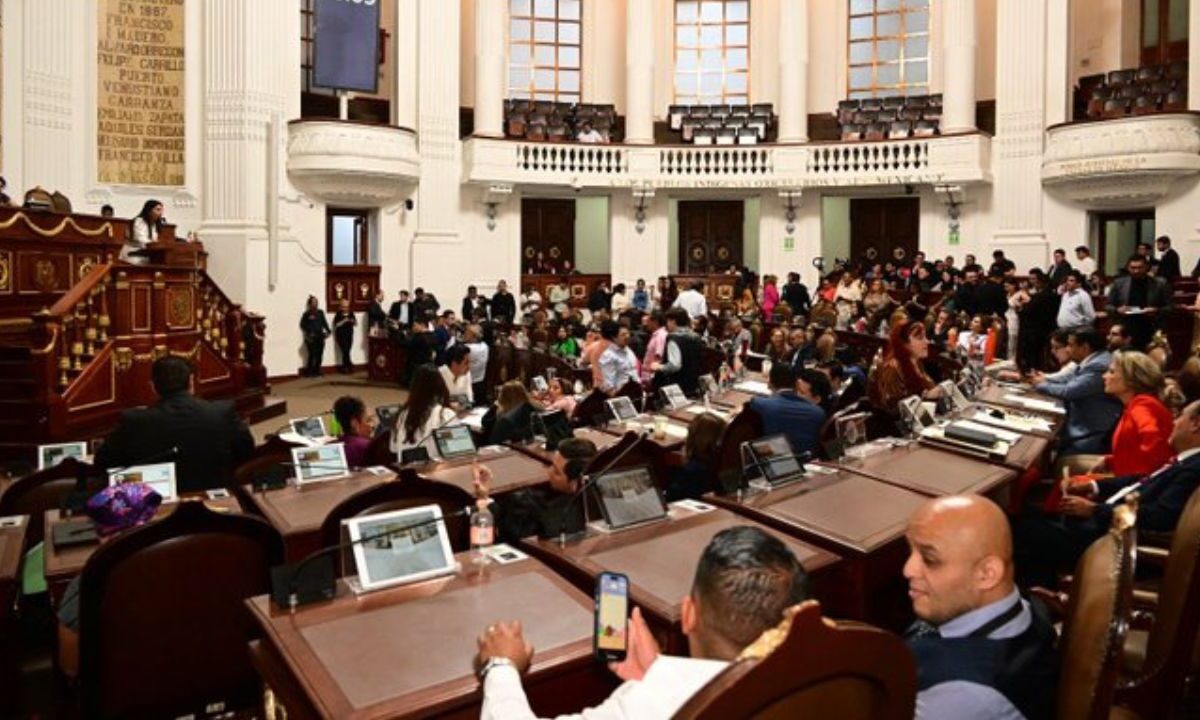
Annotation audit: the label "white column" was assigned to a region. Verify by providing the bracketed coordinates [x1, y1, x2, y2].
[473, 0, 506, 137]
[777, 0, 809, 143]
[1190, 0, 1200, 111]
[20, 0, 76, 192]
[394, 0, 419, 130]
[940, 0, 977, 132]
[1043, 0, 1071, 127]
[625, 0, 655, 145]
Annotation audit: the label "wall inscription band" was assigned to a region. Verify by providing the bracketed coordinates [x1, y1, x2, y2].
[96, 0, 186, 186]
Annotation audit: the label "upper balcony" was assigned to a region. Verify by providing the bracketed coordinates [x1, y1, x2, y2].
[462, 132, 991, 192]
[1042, 113, 1200, 208]
[287, 120, 420, 207]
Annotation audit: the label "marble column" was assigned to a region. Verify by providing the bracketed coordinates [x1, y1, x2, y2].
[473, 0, 506, 137]
[940, 0, 977, 132]
[777, 0, 809, 143]
[1190, 0, 1200, 111]
[625, 0, 655, 145]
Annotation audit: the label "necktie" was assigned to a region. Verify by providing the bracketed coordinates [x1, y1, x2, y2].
[906, 620, 940, 641]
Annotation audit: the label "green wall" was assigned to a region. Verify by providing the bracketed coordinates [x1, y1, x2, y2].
[574, 196, 610, 273]
[821, 196, 851, 262]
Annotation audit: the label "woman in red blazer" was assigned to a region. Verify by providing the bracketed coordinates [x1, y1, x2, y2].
[1091, 351, 1174, 477]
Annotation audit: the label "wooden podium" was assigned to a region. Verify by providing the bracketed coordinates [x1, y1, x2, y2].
[131, 239, 207, 269]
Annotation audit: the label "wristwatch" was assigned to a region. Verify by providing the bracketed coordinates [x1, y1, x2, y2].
[478, 656, 517, 680]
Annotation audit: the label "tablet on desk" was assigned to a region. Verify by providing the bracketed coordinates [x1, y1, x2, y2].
[109, 462, 178, 502]
[375, 405, 400, 434]
[746, 435, 805, 485]
[593, 465, 668, 530]
[899, 395, 938, 432]
[290, 416, 328, 441]
[660, 384, 689, 411]
[605, 396, 639, 423]
[347, 505, 458, 592]
[38, 441, 88, 471]
[290, 444, 350, 484]
[537, 409, 574, 451]
[433, 425, 477, 460]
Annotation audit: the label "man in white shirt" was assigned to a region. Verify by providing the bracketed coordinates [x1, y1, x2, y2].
[576, 120, 606, 144]
[596, 321, 639, 394]
[1074, 245, 1097, 278]
[1055, 271, 1094, 330]
[476, 526, 812, 720]
[520, 287, 543, 322]
[464, 324, 490, 405]
[673, 281, 709, 319]
[439, 344, 474, 408]
[548, 280, 571, 312]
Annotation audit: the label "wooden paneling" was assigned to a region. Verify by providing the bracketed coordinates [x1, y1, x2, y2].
[521, 273, 609, 309]
[849, 197, 919, 266]
[325, 265, 380, 312]
[678, 201, 744, 275]
[521, 198, 576, 273]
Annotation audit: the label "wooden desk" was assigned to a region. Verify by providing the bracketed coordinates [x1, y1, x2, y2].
[836, 442, 1017, 500]
[245, 555, 615, 720]
[42, 495, 242, 604]
[507, 428, 621, 464]
[705, 471, 926, 631]
[661, 401, 741, 425]
[519, 506, 841, 653]
[956, 403, 1063, 439]
[598, 416, 690, 452]
[0, 515, 28, 619]
[240, 470, 398, 562]
[0, 514, 28, 717]
[974, 384, 1066, 417]
[414, 446, 549, 496]
[920, 431, 1050, 473]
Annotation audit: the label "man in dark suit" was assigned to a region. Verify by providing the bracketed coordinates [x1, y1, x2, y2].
[387, 290, 412, 328]
[1156, 235, 1181, 281]
[748, 363, 826, 457]
[404, 317, 435, 386]
[1107, 255, 1171, 348]
[781, 272, 811, 315]
[1014, 399, 1200, 587]
[1046, 248, 1072, 287]
[490, 279, 517, 323]
[366, 290, 388, 331]
[952, 268, 982, 316]
[95, 356, 254, 494]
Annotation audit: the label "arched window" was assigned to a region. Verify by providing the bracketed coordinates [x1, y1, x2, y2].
[847, 0, 929, 99]
[509, 0, 582, 102]
[674, 0, 750, 105]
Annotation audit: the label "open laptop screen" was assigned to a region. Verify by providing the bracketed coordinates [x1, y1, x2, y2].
[433, 425, 476, 459]
[594, 465, 668, 529]
[605, 396, 638, 422]
[747, 435, 803, 484]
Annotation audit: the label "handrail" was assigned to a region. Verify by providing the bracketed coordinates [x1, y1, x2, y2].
[46, 263, 113, 318]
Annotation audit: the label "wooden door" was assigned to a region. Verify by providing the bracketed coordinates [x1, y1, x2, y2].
[849, 197, 919, 266]
[678, 201, 744, 274]
[521, 199, 575, 273]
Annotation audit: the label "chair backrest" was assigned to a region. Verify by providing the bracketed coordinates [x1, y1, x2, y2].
[714, 405, 764, 482]
[78, 502, 284, 719]
[365, 429, 396, 466]
[318, 474, 474, 551]
[0, 458, 102, 553]
[1056, 525, 1136, 720]
[674, 601, 916, 720]
[232, 451, 291, 488]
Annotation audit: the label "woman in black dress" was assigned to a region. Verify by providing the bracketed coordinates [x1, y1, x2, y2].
[299, 295, 331, 377]
[333, 298, 356, 373]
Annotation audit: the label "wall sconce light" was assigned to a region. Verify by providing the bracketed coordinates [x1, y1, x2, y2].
[632, 182, 655, 234]
[934, 184, 964, 233]
[779, 188, 802, 235]
[482, 183, 514, 232]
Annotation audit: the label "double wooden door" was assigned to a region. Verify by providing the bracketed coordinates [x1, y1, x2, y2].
[521, 199, 575, 273]
[678, 201, 744, 274]
[849, 197, 919, 266]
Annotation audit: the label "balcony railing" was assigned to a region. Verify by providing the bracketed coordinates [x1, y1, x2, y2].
[463, 132, 991, 190]
[1042, 112, 1200, 208]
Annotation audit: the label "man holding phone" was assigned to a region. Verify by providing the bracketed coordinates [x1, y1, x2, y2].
[475, 526, 812, 719]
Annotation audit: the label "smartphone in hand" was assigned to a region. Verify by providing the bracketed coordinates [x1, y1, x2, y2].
[594, 571, 629, 662]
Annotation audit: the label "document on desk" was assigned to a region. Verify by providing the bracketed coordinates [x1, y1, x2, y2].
[951, 419, 1021, 445]
[970, 410, 1053, 434]
[732, 380, 771, 396]
[1003, 394, 1065, 414]
[459, 408, 489, 430]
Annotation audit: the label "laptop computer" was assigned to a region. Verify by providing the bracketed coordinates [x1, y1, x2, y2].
[660, 384, 689, 411]
[745, 435, 805, 486]
[38, 441, 88, 471]
[605, 396, 639, 423]
[290, 416, 329, 441]
[593, 465, 669, 530]
[290, 444, 350, 485]
[346, 504, 458, 592]
[433, 425, 477, 460]
[108, 462, 179, 502]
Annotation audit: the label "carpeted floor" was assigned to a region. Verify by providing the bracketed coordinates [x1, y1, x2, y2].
[250, 372, 409, 442]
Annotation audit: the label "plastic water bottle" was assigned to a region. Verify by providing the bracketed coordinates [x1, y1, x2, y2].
[470, 499, 495, 565]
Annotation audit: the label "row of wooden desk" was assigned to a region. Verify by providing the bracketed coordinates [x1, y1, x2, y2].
[24, 378, 1067, 719]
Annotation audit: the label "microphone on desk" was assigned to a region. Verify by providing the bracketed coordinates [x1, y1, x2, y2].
[270, 505, 472, 611]
[65, 446, 180, 515]
[397, 410, 466, 466]
[555, 429, 652, 547]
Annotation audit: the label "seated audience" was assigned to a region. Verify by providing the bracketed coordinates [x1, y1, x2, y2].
[1106, 322, 1133, 353]
[869, 319, 942, 415]
[666, 412, 727, 501]
[390, 364, 457, 458]
[735, 288, 758, 317]
[1085, 350, 1173, 477]
[928, 309, 956, 349]
[764, 327, 789, 364]
[333, 395, 375, 467]
[1023, 329, 1074, 384]
[483, 437, 598, 541]
[551, 324, 580, 358]
[439, 344, 474, 408]
[749, 364, 826, 456]
[1014, 400, 1200, 587]
[956, 315, 987, 360]
[57, 483, 164, 678]
[905, 495, 1058, 720]
[726, 317, 752, 353]
[576, 120, 605, 143]
[478, 526, 811, 719]
[796, 367, 834, 417]
[484, 381, 542, 445]
[96, 356, 254, 494]
[540, 377, 577, 416]
[596, 320, 640, 394]
[1033, 328, 1122, 455]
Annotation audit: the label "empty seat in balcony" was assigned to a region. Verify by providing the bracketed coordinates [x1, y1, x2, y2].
[837, 99, 860, 124]
[899, 107, 922, 122]
[921, 108, 942, 123]
[693, 128, 716, 145]
[1166, 60, 1189, 80]
[681, 118, 698, 142]
[1132, 94, 1160, 115]
[1117, 84, 1140, 100]
[841, 123, 864, 141]
[716, 127, 738, 145]
[547, 123, 569, 141]
[1136, 65, 1163, 82]
[927, 93, 943, 107]
[875, 109, 898, 123]
[1102, 97, 1129, 118]
[882, 96, 905, 109]
[737, 127, 759, 145]
[865, 122, 887, 141]
[912, 120, 937, 137]
[703, 119, 724, 132]
[730, 104, 751, 115]
[1164, 89, 1188, 111]
[1108, 68, 1136, 85]
[905, 95, 928, 109]
[852, 111, 875, 125]
[1149, 79, 1176, 95]
[752, 103, 773, 115]
[526, 123, 547, 141]
[888, 120, 912, 139]
[860, 99, 883, 113]
[506, 114, 528, 138]
[669, 104, 687, 130]
[747, 117, 768, 139]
